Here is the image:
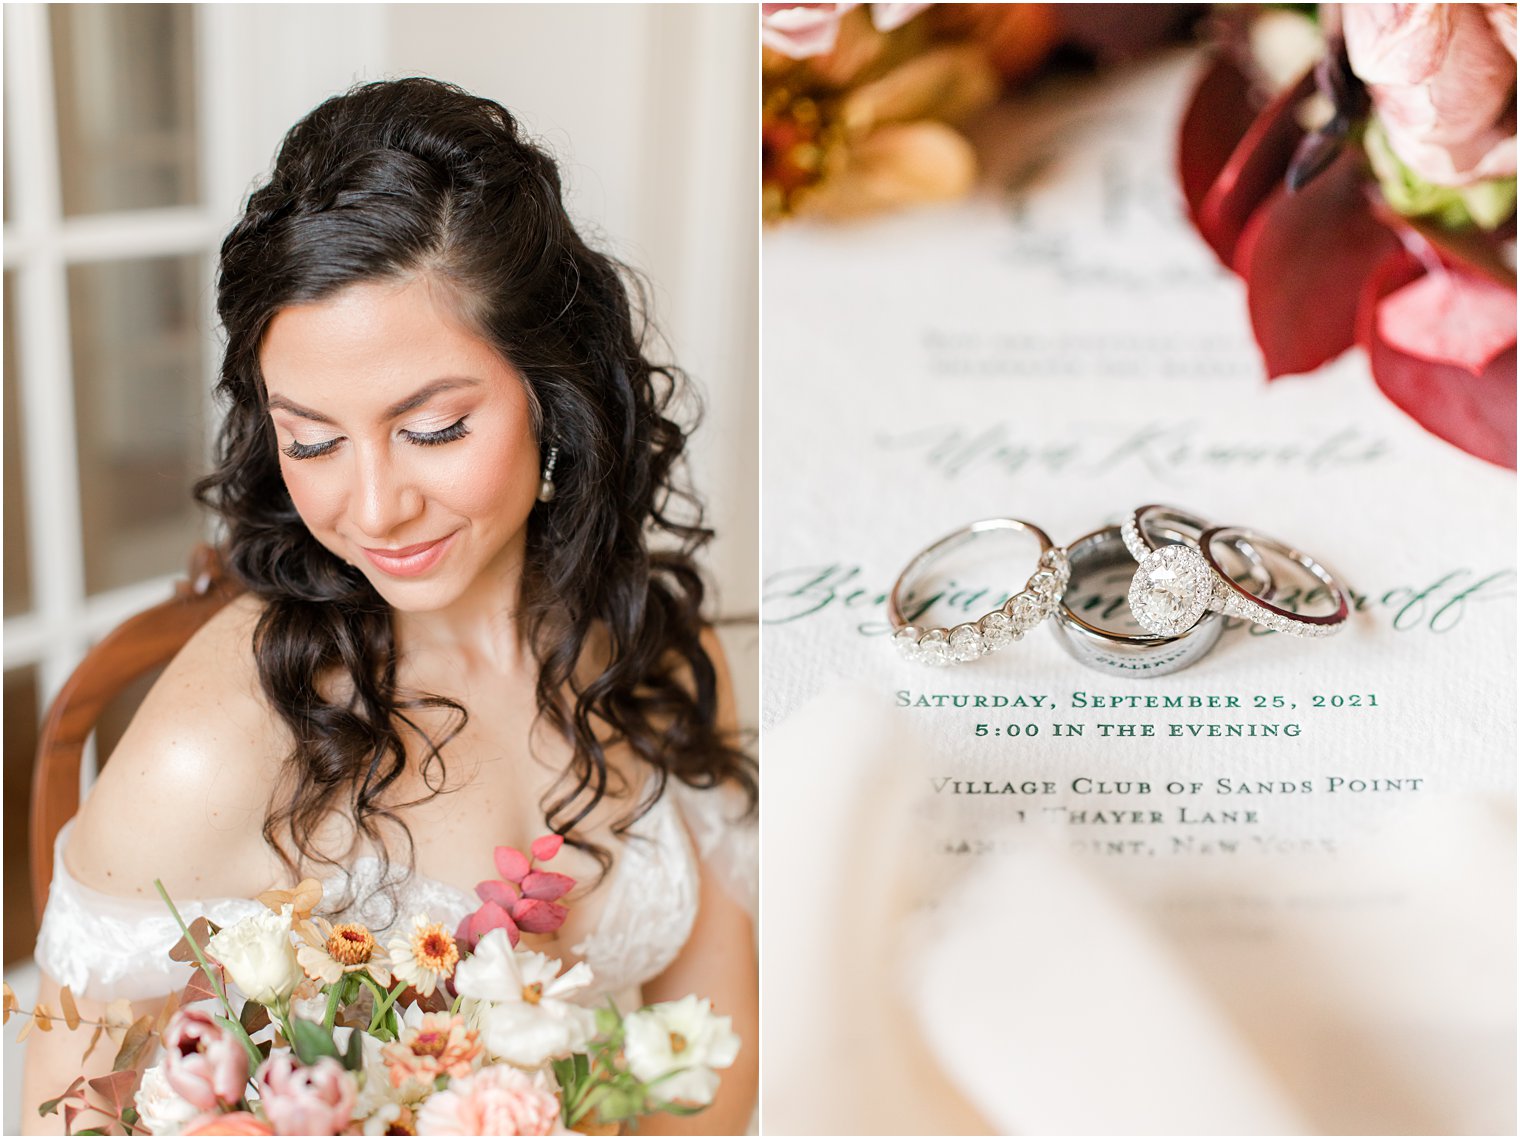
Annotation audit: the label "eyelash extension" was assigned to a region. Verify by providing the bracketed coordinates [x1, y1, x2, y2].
[401, 417, 471, 447]
[282, 438, 340, 461]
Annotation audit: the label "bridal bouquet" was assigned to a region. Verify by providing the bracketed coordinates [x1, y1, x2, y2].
[20, 837, 739, 1135]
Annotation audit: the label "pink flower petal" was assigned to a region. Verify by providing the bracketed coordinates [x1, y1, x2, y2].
[529, 834, 564, 863]
[494, 846, 531, 884]
[762, 3, 857, 59]
[1359, 248, 1517, 468]
[520, 871, 575, 902]
[1377, 265, 1518, 374]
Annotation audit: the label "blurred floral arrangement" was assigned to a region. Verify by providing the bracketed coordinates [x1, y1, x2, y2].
[1181, 3, 1517, 468]
[761, 3, 1197, 221]
[9, 837, 738, 1135]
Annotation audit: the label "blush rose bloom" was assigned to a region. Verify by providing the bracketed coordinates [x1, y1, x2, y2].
[414, 1065, 562, 1136]
[135, 1061, 203, 1135]
[1343, 3, 1518, 186]
[162, 1009, 250, 1112]
[254, 1054, 357, 1136]
[205, 904, 304, 1009]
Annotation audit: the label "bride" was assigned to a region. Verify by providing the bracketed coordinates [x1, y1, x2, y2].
[21, 78, 757, 1134]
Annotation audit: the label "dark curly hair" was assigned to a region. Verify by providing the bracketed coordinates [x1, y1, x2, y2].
[195, 77, 755, 898]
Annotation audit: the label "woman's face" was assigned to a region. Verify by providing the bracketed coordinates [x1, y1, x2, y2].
[260, 275, 542, 615]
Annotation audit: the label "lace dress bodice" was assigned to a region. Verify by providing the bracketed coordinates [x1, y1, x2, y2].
[35, 782, 754, 1009]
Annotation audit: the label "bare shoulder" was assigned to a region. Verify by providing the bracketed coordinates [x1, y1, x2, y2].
[67, 594, 290, 898]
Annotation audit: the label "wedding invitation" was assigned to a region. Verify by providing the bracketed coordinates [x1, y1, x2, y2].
[760, 54, 1515, 1136]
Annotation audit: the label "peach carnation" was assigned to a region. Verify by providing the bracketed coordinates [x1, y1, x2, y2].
[381, 1012, 482, 1088]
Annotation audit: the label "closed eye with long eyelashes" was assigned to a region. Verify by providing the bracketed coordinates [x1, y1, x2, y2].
[280, 416, 472, 460]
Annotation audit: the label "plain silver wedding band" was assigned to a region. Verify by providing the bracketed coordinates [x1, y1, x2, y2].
[1052, 526, 1224, 677]
[889, 517, 1068, 666]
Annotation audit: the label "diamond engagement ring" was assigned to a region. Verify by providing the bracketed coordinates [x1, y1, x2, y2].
[1052, 526, 1225, 677]
[1122, 504, 1275, 636]
[889, 517, 1069, 666]
[1198, 525, 1349, 637]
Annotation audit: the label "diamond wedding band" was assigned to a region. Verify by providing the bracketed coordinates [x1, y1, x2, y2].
[889, 517, 1069, 666]
[1199, 525, 1349, 637]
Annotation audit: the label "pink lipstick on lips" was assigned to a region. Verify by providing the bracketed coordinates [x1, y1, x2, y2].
[360, 533, 455, 577]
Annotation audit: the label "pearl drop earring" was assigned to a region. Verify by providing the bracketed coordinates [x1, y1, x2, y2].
[537, 445, 560, 503]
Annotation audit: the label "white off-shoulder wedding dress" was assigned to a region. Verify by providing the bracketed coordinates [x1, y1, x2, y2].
[35, 781, 755, 1011]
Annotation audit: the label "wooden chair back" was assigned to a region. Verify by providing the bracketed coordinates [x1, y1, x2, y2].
[30, 544, 244, 922]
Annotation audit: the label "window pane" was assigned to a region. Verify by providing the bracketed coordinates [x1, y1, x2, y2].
[51, 4, 199, 216]
[4, 276, 33, 616]
[4, 666, 39, 966]
[69, 256, 207, 595]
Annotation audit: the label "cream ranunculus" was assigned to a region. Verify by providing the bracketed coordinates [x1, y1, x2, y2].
[133, 1062, 202, 1136]
[205, 903, 304, 1009]
[622, 996, 741, 1108]
[452, 928, 597, 1068]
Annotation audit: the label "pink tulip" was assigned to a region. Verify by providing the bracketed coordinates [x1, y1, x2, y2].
[1343, 3, 1517, 185]
[254, 1054, 356, 1136]
[163, 1009, 250, 1112]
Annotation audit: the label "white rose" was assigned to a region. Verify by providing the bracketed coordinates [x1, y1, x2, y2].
[133, 1062, 200, 1136]
[623, 996, 740, 1108]
[453, 928, 597, 1067]
[206, 904, 303, 1008]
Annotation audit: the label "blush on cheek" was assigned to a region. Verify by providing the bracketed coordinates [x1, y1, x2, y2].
[280, 464, 347, 548]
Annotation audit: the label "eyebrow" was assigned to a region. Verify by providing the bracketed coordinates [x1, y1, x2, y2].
[266, 378, 482, 425]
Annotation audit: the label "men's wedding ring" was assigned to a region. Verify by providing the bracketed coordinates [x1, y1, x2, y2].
[889, 517, 1069, 666]
[1198, 525, 1349, 637]
[1052, 526, 1224, 677]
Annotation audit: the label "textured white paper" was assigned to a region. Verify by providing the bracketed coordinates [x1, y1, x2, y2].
[761, 53, 1515, 1135]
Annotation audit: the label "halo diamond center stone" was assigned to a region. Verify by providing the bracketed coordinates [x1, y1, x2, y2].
[1128, 544, 1212, 635]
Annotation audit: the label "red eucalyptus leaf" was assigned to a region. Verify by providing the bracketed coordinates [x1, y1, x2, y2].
[475, 879, 518, 908]
[454, 913, 475, 949]
[1196, 69, 1315, 267]
[87, 1068, 141, 1116]
[1236, 148, 1400, 378]
[520, 870, 575, 902]
[511, 898, 569, 934]
[1359, 249, 1517, 469]
[1177, 55, 1258, 221]
[530, 834, 565, 863]
[494, 846, 531, 884]
[1377, 268, 1518, 375]
[181, 965, 224, 1006]
[469, 901, 521, 948]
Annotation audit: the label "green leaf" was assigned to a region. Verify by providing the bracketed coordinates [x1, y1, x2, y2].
[122, 1107, 140, 1125]
[74, 1130, 105, 1136]
[342, 1026, 366, 1072]
[287, 1016, 340, 1064]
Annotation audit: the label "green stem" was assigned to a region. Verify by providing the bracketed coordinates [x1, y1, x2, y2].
[153, 879, 262, 1073]
[357, 974, 409, 1037]
[322, 979, 344, 1032]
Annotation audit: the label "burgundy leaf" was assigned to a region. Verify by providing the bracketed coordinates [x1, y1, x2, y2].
[530, 834, 565, 863]
[1235, 148, 1400, 378]
[494, 846, 531, 884]
[1359, 249, 1517, 469]
[510, 898, 569, 934]
[475, 879, 517, 908]
[455, 913, 475, 950]
[1177, 55, 1257, 221]
[469, 901, 520, 948]
[1393, 209, 1519, 290]
[1196, 69, 1315, 267]
[520, 871, 575, 902]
